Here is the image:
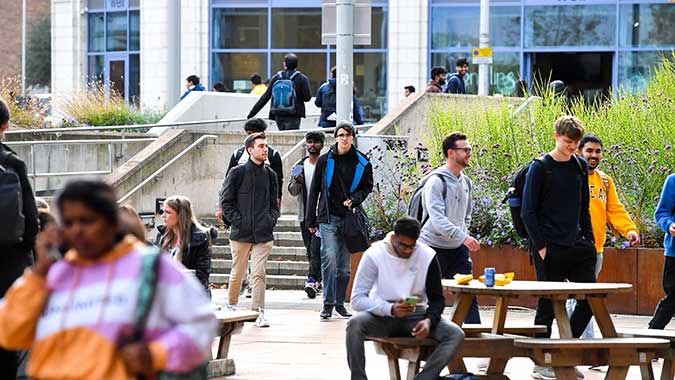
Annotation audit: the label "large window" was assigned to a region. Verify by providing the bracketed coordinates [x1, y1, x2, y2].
[524, 5, 616, 49]
[210, 1, 389, 122]
[86, 0, 140, 104]
[619, 4, 675, 48]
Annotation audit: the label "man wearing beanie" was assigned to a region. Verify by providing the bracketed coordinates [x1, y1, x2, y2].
[306, 121, 373, 321]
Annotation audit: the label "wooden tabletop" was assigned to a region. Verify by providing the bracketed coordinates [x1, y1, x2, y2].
[442, 280, 632, 296]
[214, 309, 259, 323]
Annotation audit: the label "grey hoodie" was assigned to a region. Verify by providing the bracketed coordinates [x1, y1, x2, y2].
[418, 167, 473, 249]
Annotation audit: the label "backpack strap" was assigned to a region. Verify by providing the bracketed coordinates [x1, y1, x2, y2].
[349, 151, 369, 194]
[421, 174, 447, 228]
[132, 246, 162, 341]
[290, 70, 300, 80]
[597, 169, 610, 195]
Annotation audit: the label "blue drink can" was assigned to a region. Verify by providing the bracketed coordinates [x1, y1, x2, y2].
[484, 267, 496, 287]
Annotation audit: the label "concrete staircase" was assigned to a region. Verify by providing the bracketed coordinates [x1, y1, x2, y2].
[206, 215, 309, 289]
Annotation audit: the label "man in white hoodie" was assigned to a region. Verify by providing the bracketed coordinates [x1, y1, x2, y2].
[347, 217, 465, 380]
[418, 132, 482, 324]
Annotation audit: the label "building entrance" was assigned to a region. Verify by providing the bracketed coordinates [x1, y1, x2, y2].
[529, 52, 613, 103]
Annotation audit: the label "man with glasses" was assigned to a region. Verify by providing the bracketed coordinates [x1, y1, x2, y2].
[418, 132, 482, 324]
[306, 120, 373, 321]
[347, 216, 464, 380]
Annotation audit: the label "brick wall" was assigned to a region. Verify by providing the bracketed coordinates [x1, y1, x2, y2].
[0, 0, 51, 78]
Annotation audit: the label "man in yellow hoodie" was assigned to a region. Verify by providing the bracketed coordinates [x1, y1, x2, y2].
[568, 133, 640, 339]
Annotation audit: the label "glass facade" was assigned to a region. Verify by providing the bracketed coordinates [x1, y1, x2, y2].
[210, 1, 389, 121]
[86, 0, 140, 103]
[430, 0, 675, 96]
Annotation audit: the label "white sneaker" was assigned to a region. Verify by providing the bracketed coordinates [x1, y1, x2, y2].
[575, 367, 584, 379]
[256, 307, 270, 328]
[532, 365, 556, 380]
[476, 358, 489, 373]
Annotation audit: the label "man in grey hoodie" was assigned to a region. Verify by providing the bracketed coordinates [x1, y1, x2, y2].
[418, 132, 482, 324]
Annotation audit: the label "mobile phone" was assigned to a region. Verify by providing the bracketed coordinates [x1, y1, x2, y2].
[292, 165, 303, 177]
[404, 296, 420, 305]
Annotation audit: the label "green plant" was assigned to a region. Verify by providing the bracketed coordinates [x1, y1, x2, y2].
[425, 53, 675, 248]
[0, 76, 49, 129]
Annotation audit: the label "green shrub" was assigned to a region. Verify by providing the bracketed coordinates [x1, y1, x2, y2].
[425, 53, 675, 248]
[0, 76, 49, 129]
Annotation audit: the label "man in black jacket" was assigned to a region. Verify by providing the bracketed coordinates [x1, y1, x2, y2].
[306, 121, 373, 321]
[0, 97, 39, 378]
[288, 130, 325, 299]
[219, 133, 279, 328]
[247, 53, 312, 131]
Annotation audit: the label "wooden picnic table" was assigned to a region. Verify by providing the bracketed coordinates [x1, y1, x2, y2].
[442, 279, 634, 378]
[209, 309, 259, 377]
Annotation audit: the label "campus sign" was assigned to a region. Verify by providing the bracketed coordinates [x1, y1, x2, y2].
[471, 47, 493, 65]
[108, 0, 127, 10]
[321, 0, 372, 45]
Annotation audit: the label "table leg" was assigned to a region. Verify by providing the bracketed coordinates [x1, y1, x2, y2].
[553, 367, 578, 380]
[450, 293, 475, 326]
[492, 297, 510, 335]
[587, 296, 618, 338]
[552, 298, 573, 339]
[447, 357, 468, 374]
[387, 355, 402, 380]
[660, 359, 675, 380]
[406, 360, 421, 380]
[217, 335, 232, 360]
[641, 362, 655, 380]
[606, 366, 630, 380]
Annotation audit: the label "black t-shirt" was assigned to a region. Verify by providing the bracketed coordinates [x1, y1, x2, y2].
[328, 150, 358, 217]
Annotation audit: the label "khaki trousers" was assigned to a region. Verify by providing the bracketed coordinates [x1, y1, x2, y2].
[228, 240, 273, 310]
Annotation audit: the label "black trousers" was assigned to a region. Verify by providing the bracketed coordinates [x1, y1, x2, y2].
[649, 256, 675, 329]
[300, 222, 322, 282]
[532, 240, 597, 338]
[0, 251, 31, 380]
[275, 116, 301, 131]
[431, 245, 481, 324]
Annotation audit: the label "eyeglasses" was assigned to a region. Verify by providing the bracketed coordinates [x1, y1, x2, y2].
[451, 147, 472, 153]
[336, 133, 353, 139]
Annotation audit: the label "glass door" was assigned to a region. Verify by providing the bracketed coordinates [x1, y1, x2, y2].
[105, 55, 128, 102]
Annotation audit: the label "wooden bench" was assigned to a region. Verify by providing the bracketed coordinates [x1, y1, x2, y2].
[208, 310, 259, 378]
[514, 338, 671, 380]
[461, 323, 547, 337]
[367, 333, 516, 380]
[618, 328, 675, 380]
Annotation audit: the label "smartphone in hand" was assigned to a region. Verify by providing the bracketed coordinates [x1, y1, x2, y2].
[404, 296, 420, 306]
[292, 165, 303, 178]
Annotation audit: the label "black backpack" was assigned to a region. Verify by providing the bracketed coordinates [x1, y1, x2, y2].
[407, 173, 447, 227]
[503, 155, 585, 239]
[0, 151, 25, 246]
[320, 81, 337, 121]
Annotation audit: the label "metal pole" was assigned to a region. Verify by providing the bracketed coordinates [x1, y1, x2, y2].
[336, 0, 354, 123]
[167, 0, 181, 107]
[478, 0, 490, 96]
[21, 0, 27, 95]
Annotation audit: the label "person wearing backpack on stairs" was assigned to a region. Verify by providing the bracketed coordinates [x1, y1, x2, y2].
[315, 67, 364, 128]
[0, 97, 39, 380]
[417, 132, 482, 324]
[566, 133, 640, 342]
[247, 53, 312, 131]
[521, 116, 596, 380]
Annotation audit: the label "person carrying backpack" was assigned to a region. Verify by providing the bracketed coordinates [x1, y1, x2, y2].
[444, 57, 468, 94]
[520, 116, 596, 380]
[246, 53, 312, 131]
[0, 97, 39, 379]
[417, 132, 482, 324]
[315, 67, 364, 128]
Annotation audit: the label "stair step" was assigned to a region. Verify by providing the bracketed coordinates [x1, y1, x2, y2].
[209, 274, 306, 289]
[212, 245, 308, 261]
[201, 215, 301, 232]
[211, 259, 308, 276]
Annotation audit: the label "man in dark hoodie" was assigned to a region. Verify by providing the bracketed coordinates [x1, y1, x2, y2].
[425, 66, 447, 93]
[306, 120, 373, 321]
[247, 53, 312, 131]
[0, 96, 39, 378]
[315, 66, 364, 128]
[180, 74, 206, 100]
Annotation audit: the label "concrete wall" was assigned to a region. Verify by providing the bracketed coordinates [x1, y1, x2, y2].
[51, 0, 86, 99]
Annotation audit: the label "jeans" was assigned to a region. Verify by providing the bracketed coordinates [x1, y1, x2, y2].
[228, 240, 273, 310]
[275, 116, 301, 131]
[320, 215, 351, 306]
[346, 311, 465, 380]
[566, 252, 603, 338]
[649, 256, 675, 329]
[431, 245, 481, 324]
[301, 221, 322, 282]
[532, 241, 597, 338]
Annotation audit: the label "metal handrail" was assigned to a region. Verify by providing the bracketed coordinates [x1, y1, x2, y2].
[4, 138, 156, 146]
[117, 134, 218, 204]
[280, 124, 373, 162]
[5, 114, 322, 135]
[512, 96, 541, 122]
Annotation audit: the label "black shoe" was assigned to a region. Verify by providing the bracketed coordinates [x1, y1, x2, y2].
[335, 305, 353, 318]
[320, 304, 333, 321]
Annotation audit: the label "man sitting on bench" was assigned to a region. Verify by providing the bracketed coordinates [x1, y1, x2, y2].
[346, 217, 465, 380]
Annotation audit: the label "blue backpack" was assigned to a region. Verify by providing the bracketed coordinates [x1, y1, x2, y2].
[270, 70, 300, 115]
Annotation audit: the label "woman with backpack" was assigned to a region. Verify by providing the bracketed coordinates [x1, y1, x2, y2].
[154, 195, 216, 294]
[0, 180, 215, 380]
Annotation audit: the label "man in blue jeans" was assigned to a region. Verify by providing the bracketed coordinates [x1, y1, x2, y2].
[418, 132, 481, 324]
[306, 120, 373, 321]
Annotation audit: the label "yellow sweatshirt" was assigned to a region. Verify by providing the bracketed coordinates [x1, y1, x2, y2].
[588, 169, 639, 253]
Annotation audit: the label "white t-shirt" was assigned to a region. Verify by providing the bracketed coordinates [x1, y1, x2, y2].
[304, 160, 316, 193]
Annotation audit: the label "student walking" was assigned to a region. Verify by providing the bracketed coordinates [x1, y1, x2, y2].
[219, 133, 280, 327]
[445, 58, 469, 94]
[649, 174, 675, 329]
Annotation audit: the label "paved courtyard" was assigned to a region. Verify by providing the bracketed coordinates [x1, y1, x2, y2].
[211, 289, 670, 380]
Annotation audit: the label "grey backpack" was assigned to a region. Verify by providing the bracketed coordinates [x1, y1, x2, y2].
[0, 152, 25, 246]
